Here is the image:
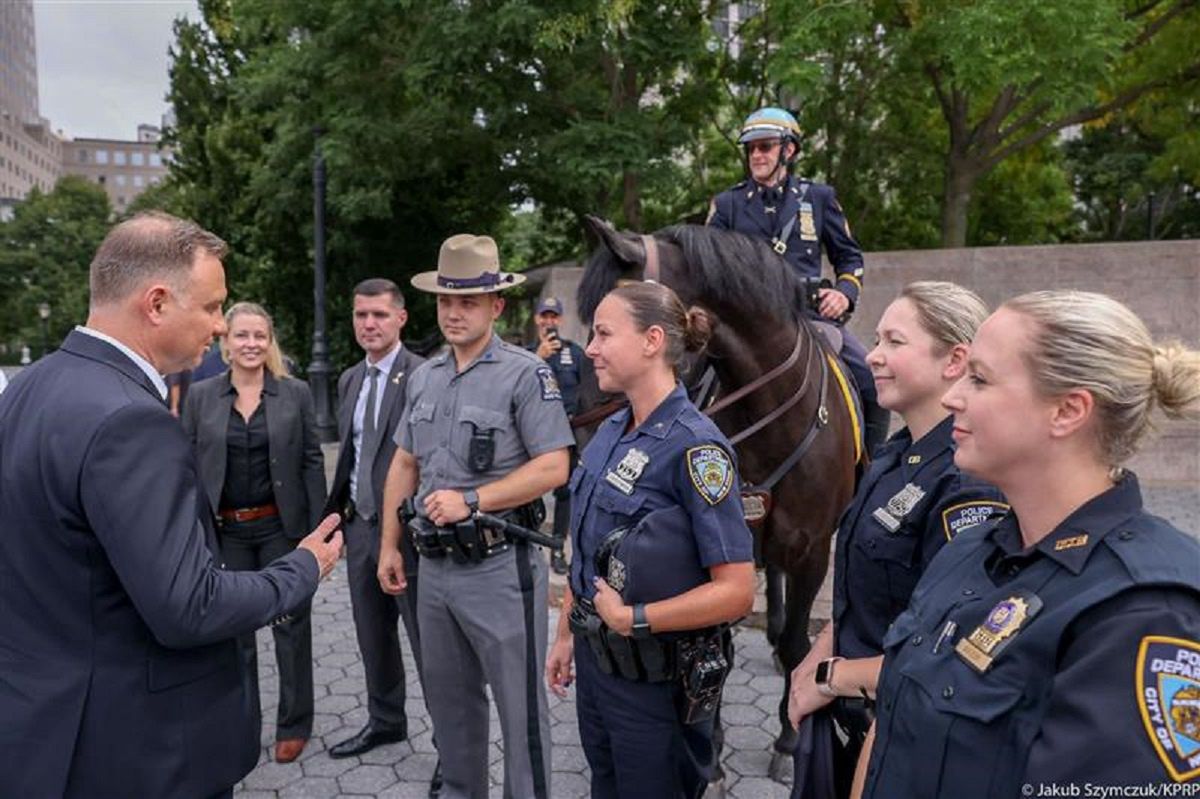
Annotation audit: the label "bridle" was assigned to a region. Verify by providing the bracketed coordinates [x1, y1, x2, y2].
[574, 233, 836, 493]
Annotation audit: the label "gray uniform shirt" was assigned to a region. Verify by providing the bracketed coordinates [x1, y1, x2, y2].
[395, 333, 573, 509]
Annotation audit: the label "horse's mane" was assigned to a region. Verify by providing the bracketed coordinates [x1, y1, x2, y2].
[577, 223, 808, 324]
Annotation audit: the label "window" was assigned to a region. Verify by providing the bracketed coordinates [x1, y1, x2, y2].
[149, 153, 162, 167]
[97, 175, 106, 185]
[95, 150, 109, 164]
[77, 149, 88, 163]
[133, 175, 143, 187]
[115, 175, 126, 186]
[131, 152, 144, 166]
[113, 151, 127, 166]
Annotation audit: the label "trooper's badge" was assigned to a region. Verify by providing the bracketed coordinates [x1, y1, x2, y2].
[872, 483, 926, 533]
[605, 448, 649, 495]
[559, 346, 574, 366]
[536, 366, 561, 401]
[1137, 635, 1200, 781]
[687, 445, 734, 506]
[955, 590, 1043, 673]
[941, 500, 1009, 541]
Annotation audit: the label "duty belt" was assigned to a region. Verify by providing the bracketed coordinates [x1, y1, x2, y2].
[568, 596, 723, 685]
[406, 501, 555, 565]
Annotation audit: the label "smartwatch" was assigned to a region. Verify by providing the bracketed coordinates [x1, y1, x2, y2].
[815, 656, 844, 698]
[631, 603, 653, 639]
[462, 489, 480, 515]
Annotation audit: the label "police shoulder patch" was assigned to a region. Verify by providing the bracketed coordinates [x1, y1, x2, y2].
[535, 365, 561, 401]
[1136, 635, 1200, 782]
[686, 445, 734, 506]
[941, 500, 1009, 541]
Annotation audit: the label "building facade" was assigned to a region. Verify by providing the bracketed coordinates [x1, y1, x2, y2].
[61, 128, 169, 214]
[0, 0, 63, 213]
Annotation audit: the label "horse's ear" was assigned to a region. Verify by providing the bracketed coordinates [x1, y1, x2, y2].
[583, 215, 645, 266]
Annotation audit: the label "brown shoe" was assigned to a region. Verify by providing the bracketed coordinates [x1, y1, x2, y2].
[274, 737, 307, 763]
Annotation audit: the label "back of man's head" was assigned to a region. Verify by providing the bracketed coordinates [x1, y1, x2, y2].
[90, 211, 228, 309]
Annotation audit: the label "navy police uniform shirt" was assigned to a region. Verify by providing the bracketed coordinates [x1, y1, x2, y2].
[832, 416, 1007, 659]
[568, 384, 754, 601]
[863, 473, 1200, 797]
[708, 174, 865, 308]
[528, 337, 588, 417]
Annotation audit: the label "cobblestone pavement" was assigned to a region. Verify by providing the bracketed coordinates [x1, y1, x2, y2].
[235, 484, 1197, 798]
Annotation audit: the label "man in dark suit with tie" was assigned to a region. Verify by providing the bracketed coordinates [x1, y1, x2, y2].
[326, 278, 429, 761]
[0, 212, 343, 799]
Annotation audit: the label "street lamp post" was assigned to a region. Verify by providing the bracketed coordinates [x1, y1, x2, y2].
[308, 127, 337, 442]
[37, 302, 51, 359]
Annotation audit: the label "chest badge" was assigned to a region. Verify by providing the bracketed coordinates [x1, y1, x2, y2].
[559, 347, 574, 366]
[605, 448, 649, 495]
[1137, 635, 1200, 782]
[687, 445, 734, 506]
[871, 482, 926, 533]
[798, 202, 817, 241]
[954, 590, 1044, 673]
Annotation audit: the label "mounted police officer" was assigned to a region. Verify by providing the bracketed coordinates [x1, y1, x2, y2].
[785, 282, 1006, 798]
[858, 291, 1200, 797]
[545, 281, 756, 799]
[529, 295, 590, 576]
[707, 106, 890, 456]
[377, 234, 573, 799]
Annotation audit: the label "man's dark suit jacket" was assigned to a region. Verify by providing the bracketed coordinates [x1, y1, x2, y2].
[0, 330, 319, 799]
[326, 345, 424, 571]
[183, 370, 327, 538]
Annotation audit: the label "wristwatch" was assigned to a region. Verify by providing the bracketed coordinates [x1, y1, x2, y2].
[462, 489, 480, 515]
[631, 603, 652, 639]
[815, 656, 844, 698]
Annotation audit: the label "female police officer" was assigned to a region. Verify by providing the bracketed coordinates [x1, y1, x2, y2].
[857, 291, 1200, 797]
[544, 281, 756, 798]
[785, 282, 1006, 796]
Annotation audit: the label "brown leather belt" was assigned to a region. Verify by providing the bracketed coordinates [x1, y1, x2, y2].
[218, 503, 279, 523]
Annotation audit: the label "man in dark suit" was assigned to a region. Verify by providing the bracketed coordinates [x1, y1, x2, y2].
[325, 278, 429, 761]
[0, 212, 343, 799]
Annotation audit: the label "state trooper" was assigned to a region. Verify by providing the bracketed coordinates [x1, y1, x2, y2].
[859, 291, 1200, 797]
[708, 106, 890, 456]
[528, 295, 590, 575]
[377, 234, 573, 799]
[545, 281, 756, 799]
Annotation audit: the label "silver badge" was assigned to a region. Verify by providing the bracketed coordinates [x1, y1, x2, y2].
[616, 448, 649, 484]
[872, 483, 926, 533]
[608, 556, 627, 593]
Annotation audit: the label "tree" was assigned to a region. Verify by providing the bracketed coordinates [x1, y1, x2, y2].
[0, 177, 111, 359]
[767, 0, 1200, 247]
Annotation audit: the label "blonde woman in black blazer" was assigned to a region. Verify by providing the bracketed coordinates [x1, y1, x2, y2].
[183, 301, 327, 764]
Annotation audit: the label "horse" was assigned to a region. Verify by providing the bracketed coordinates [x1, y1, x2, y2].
[575, 216, 863, 782]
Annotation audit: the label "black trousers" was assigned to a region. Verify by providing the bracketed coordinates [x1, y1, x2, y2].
[344, 512, 424, 727]
[220, 517, 314, 740]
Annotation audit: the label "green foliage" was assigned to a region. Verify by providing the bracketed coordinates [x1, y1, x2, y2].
[0, 177, 112, 361]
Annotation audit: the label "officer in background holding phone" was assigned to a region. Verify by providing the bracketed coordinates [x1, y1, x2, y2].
[531, 296, 590, 575]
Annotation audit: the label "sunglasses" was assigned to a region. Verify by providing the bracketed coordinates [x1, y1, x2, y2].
[745, 140, 783, 154]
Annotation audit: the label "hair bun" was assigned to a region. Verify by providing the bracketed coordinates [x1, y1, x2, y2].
[684, 307, 713, 353]
[1151, 341, 1200, 420]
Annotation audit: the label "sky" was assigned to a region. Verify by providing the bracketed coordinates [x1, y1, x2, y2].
[34, 0, 200, 141]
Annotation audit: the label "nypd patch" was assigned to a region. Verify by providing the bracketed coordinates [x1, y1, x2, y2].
[686, 445, 734, 506]
[1137, 635, 1200, 782]
[536, 366, 561, 401]
[941, 500, 1009, 541]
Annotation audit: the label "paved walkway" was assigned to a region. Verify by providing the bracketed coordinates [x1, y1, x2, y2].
[235, 483, 1197, 798]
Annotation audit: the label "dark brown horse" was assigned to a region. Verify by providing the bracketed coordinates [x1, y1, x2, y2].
[576, 217, 861, 781]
